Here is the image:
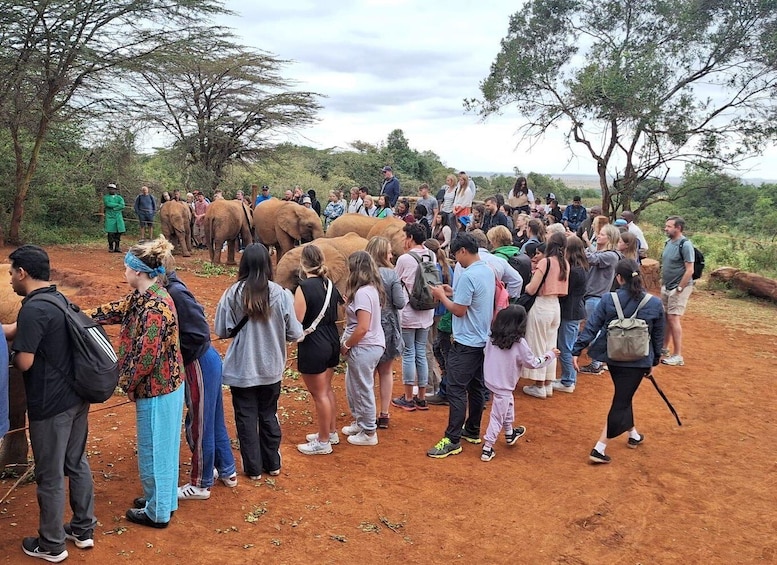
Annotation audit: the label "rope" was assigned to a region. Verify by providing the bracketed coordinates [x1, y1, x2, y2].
[1, 398, 133, 438]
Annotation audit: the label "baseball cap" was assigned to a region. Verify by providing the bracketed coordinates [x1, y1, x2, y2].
[523, 242, 540, 258]
[459, 215, 471, 226]
[381, 166, 392, 172]
[261, 185, 269, 190]
[107, 183, 117, 189]
[614, 218, 628, 226]
[546, 192, 556, 200]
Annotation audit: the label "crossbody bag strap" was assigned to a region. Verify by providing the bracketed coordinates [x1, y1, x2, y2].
[536, 258, 551, 293]
[303, 279, 334, 336]
[227, 315, 249, 338]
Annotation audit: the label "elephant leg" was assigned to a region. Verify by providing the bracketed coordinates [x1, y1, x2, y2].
[212, 239, 225, 264]
[0, 367, 28, 469]
[178, 228, 191, 257]
[276, 230, 296, 260]
[226, 240, 237, 265]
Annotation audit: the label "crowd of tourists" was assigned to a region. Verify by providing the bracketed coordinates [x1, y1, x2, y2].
[2, 169, 697, 561]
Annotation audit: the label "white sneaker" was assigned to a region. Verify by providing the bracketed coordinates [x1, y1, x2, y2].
[297, 439, 333, 455]
[341, 422, 361, 436]
[522, 385, 547, 399]
[552, 381, 575, 393]
[213, 468, 238, 488]
[346, 431, 378, 446]
[177, 483, 211, 500]
[545, 383, 554, 397]
[661, 354, 684, 366]
[305, 431, 340, 445]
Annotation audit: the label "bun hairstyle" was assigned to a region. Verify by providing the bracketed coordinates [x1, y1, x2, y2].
[615, 258, 645, 300]
[130, 235, 174, 272]
[300, 244, 330, 280]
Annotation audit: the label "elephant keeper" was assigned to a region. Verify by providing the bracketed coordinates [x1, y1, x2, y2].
[104, 183, 126, 253]
[193, 192, 209, 248]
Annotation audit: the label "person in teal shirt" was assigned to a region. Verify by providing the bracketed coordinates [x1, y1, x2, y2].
[103, 183, 126, 253]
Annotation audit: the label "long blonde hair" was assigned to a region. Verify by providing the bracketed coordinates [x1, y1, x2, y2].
[365, 236, 393, 268]
[345, 251, 385, 307]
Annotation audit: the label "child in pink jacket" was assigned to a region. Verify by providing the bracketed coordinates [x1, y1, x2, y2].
[482, 305, 558, 462]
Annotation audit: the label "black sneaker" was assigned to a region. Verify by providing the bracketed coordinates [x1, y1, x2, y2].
[579, 363, 604, 375]
[505, 426, 526, 446]
[413, 396, 429, 410]
[461, 428, 482, 444]
[425, 393, 449, 406]
[481, 447, 495, 462]
[627, 434, 644, 449]
[589, 449, 611, 464]
[63, 524, 94, 549]
[21, 537, 68, 562]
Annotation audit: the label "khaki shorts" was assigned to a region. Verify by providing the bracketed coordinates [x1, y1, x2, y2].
[661, 284, 693, 316]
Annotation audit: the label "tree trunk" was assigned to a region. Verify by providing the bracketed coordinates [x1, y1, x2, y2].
[598, 162, 610, 217]
[8, 119, 48, 245]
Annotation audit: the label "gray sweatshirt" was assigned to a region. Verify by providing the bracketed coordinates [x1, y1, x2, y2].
[215, 281, 303, 387]
[584, 249, 622, 299]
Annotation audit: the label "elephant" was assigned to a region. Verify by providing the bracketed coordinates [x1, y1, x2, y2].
[274, 233, 368, 296]
[204, 199, 254, 265]
[254, 200, 324, 259]
[325, 214, 380, 239]
[367, 217, 407, 259]
[159, 200, 193, 257]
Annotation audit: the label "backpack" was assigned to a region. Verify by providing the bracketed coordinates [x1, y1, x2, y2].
[679, 239, 705, 280]
[606, 292, 653, 362]
[405, 251, 441, 310]
[32, 294, 120, 403]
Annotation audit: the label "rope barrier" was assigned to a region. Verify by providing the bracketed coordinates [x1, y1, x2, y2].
[1, 398, 133, 438]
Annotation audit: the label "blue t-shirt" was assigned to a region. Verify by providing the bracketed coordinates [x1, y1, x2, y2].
[451, 260, 495, 348]
[254, 194, 272, 207]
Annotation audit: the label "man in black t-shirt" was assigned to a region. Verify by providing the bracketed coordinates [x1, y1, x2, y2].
[3, 245, 96, 561]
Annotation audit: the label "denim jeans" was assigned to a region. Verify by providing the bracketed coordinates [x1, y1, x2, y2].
[558, 319, 581, 386]
[584, 296, 603, 368]
[401, 327, 430, 387]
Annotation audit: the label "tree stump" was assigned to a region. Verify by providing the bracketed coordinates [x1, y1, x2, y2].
[641, 258, 660, 291]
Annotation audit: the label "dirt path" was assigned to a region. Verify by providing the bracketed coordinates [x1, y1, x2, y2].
[1, 243, 775, 564]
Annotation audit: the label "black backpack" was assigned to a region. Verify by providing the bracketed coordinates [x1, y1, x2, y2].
[404, 251, 441, 310]
[32, 294, 120, 403]
[679, 239, 705, 280]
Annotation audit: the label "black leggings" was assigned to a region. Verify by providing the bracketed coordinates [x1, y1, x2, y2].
[606, 366, 649, 439]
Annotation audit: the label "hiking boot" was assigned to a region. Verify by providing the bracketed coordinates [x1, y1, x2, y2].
[522, 384, 546, 399]
[297, 438, 333, 455]
[391, 396, 416, 411]
[461, 429, 482, 444]
[21, 537, 68, 562]
[177, 483, 211, 500]
[481, 447, 495, 462]
[427, 437, 462, 459]
[341, 422, 361, 436]
[661, 355, 684, 366]
[552, 382, 576, 393]
[425, 393, 449, 405]
[306, 431, 340, 444]
[505, 426, 526, 446]
[63, 524, 94, 549]
[346, 431, 378, 446]
[589, 449, 611, 464]
[413, 396, 429, 410]
[579, 363, 604, 375]
[627, 434, 645, 449]
[377, 414, 390, 429]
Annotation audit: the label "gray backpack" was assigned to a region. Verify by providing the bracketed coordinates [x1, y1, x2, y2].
[404, 251, 441, 310]
[606, 293, 653, 362]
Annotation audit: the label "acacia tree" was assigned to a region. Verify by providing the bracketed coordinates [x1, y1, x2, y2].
[0, 0, 227, 244]
[128, 37, 321, 191]
[470, 0, 777, 217]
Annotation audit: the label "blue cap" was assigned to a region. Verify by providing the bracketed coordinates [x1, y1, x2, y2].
[459, 215, 471, 226]
[615, 218, 628, 226]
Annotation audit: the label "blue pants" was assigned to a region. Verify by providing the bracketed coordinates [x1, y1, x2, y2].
[585, 296, 604, 368]
[184, 346, 236, 488]
[136, 384, 184, 522]
[401, 327, 430, 387]
[558, 319, 581, 386]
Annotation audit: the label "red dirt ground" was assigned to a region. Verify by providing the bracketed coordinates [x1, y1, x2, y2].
[1, 243, 776, 564]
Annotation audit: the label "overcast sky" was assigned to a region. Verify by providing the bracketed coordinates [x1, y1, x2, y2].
[205, 0, 777, 180]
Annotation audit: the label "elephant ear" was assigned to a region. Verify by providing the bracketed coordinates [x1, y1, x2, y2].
[284, 207, 304, 240]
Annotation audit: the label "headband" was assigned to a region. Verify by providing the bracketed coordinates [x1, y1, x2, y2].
[125, 252, 166, 278]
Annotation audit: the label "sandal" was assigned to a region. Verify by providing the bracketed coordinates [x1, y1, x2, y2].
[377, 414, 390, 429]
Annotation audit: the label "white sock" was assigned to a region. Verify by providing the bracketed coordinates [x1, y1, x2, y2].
[595, 441, 607, 454]
[628, 429, 640, 440]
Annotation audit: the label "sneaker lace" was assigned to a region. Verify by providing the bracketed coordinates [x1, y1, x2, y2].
[433, 437, 450, 450]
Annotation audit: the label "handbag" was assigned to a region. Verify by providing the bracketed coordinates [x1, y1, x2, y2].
[297, 279, 334, 343]
[515, 258, 550, 312]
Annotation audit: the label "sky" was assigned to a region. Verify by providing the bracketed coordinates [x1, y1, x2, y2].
[179, 0, 777, 181]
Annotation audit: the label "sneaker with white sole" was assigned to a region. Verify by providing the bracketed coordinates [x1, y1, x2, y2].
[63, 524, 94, 549]
[522, 384, 546, 399]
[306, 431, 340, 445]
[341, 422, 361, 436]
[177, 483, 211, 500]
[627, 434, 645, 448]
[481, 447, 495, 462]
[589, 448, 611, 464]
[505, 426, 526, 446]
[661, 354, 684, 366]
[21, 537, 68, 563]
[213, 468, 238, 488]
[346, 431, 378, 446]
[552, 381, 575, 393]
[579, 362, 604, 375]
[297, 439, 333, 455]
[545, 383, 554, 397]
